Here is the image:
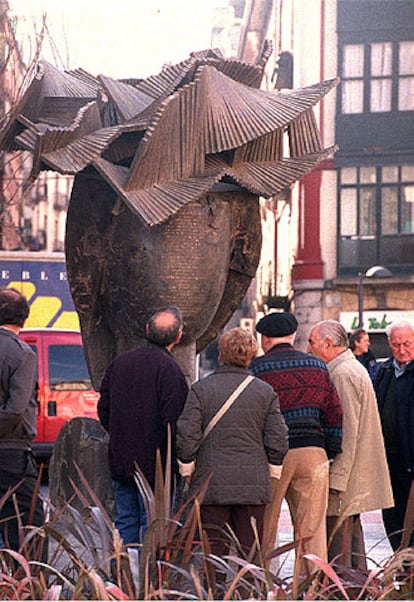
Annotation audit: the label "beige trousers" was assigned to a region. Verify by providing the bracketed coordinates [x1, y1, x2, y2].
[263, 447, 329, 573]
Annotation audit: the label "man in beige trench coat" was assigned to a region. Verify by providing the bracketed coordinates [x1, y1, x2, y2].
[308, 320, 394, 569]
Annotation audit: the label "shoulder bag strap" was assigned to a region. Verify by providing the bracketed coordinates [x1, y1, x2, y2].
[202, 374, 255, 442]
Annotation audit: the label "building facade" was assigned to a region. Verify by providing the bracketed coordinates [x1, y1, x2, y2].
[0, 0, 71, 253]
[235, 0, 414, 357]
[2, 0, 413, 361]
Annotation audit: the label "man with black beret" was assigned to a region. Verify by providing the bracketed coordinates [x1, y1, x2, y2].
[250, 311, 343, 574]
[255, 311, 298, 338]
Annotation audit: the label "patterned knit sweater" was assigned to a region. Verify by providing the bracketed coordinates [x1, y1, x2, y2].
[250, 343, 343, 458]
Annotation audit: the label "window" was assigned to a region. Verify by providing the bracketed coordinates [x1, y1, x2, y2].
[370, 42, 392, 112]
[338, 165, 414, 274]
[399, 41, 414, 110]
[273, 51, 293, 90]
[48, 345, 92, 390]
[340, 41, 414, 114]
[341, 44, 364, 114]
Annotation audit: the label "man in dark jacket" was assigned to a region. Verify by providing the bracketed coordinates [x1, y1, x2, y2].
[98, 306, 189, 546]
[250, 311, 343, 572]
[349, 328, 379, 382]
[374, 319, 414, 550]
[0, 287, 46, 559]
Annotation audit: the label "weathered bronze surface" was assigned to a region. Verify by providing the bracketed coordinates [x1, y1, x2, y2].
[49, 416, 114, 516]
[0, 45, 337, 385]
[65, 172, 262, 385]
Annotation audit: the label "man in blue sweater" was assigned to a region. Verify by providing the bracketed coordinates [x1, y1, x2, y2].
[98, 306, 189, 545]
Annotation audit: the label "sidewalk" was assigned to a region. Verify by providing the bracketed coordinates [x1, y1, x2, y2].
[276, 501, 393, 578]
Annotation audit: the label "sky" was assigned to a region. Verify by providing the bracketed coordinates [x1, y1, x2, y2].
[8, 0, 227, 79]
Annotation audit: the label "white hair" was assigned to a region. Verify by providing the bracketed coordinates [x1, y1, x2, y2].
[313, 320, 348, 347]
[385, 319, 414, 338]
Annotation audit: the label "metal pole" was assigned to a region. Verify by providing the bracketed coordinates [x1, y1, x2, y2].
[358, 271, 364, 329]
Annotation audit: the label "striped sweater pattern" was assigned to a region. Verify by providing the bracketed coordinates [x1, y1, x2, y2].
[250, 343, 343, 458]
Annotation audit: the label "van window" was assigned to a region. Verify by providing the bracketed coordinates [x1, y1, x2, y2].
[49, 344, 92, 390]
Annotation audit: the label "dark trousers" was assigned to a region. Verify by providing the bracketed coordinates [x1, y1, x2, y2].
[200, 504, 265, 557]
[0, 449, 46, 560]
[383, 451, 414, 551]
[327, 514, 367, 570]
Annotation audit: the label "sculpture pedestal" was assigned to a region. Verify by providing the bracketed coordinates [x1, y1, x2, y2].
[49, 417, 114, 518]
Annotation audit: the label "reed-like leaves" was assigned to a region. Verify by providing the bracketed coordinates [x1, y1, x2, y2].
[1, 434, 414, 599]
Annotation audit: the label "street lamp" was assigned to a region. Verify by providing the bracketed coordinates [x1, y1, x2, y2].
[357, 265, 393, 329]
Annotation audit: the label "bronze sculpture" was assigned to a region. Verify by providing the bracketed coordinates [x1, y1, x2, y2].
[0, 45, 336, 387]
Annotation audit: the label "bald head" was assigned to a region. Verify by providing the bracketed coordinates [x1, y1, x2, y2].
[146, 306, 183, 349]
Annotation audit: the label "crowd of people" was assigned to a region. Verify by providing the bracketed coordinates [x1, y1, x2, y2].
[1, 288, 414, 580]
[98, 307, 414, 575]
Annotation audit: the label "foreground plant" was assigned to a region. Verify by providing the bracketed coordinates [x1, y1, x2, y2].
[2, 456, 414, 599]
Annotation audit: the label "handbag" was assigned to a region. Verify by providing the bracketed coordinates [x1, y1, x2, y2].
[202, 374, 254, 442]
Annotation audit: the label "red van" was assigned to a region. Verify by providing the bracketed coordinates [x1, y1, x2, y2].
[19, 328, 99, 461]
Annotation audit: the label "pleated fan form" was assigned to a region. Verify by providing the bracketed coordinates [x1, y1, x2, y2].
[0, 45, 338, 385]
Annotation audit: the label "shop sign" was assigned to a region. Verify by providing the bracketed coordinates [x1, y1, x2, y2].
[340, 310, 414, 333]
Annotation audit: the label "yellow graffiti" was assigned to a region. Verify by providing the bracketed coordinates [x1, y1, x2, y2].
[7, 282, 80, 330]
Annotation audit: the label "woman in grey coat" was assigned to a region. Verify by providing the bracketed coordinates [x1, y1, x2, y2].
[176, 327, 288, 557]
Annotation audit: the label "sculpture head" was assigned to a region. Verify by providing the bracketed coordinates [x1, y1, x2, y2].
[0, 45, 337, 386]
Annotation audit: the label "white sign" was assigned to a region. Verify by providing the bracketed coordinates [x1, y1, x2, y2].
[340, 310, 414, 333]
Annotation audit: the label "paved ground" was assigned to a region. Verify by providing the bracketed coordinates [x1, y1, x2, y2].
[277, 500, 393, 578]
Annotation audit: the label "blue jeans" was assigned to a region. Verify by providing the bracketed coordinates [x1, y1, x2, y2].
[112, 480, 147, 545]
